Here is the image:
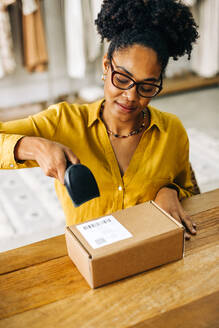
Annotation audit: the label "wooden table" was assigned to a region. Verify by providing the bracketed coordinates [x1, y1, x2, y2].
[0, 189, 219, 328]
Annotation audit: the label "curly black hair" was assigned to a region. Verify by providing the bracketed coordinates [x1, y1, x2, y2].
[95, 0, 199, 72]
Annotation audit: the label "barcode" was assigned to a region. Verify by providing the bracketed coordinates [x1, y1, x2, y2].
[82, 218, 112, 230]
[95, 238, 106, 245]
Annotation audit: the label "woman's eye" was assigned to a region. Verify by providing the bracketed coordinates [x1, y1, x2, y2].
[115, 76, 129, 84]
[140, 85, 154, 92]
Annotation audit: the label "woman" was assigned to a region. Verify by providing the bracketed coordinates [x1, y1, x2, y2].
[0, 0, 198, 239]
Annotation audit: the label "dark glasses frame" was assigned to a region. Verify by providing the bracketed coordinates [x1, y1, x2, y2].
[110, 60, 163, 98]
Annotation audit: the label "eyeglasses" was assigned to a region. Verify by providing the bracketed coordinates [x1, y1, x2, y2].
[110, 60, 163, 98]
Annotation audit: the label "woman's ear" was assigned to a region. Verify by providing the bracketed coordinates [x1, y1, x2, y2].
[102, 53, 110, 74]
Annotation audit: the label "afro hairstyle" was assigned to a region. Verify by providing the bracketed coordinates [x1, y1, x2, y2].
[95, 0, 199, 71]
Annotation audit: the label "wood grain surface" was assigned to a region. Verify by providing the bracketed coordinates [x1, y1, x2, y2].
[0, 190, 218, 328]
[181, 188, 219, 215]
[0, 235, 67, 275]
[128, 291, 219, 328]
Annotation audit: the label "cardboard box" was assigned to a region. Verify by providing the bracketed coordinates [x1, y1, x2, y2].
[65, 201, 185, 288]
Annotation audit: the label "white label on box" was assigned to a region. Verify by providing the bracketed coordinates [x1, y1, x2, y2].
[76, 215, 132, 249]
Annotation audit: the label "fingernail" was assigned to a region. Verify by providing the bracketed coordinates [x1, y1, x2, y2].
[192, 228, 196, 233]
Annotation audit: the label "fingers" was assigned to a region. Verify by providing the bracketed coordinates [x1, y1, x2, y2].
[170, 211, 188, 238]
[56, 149, 80, 184]
[185, 232, 191, 240]
[154, 188, 197, 241]
[34, 139, 80, 185]
[64, 149, 80, 165]
[180, 212, 197, 235]
[170, 210, 196, 241]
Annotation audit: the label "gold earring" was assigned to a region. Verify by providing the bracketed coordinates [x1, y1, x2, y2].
[101, 73, 106, 81]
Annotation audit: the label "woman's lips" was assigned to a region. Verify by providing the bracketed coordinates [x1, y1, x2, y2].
[116, 101, 136, 112]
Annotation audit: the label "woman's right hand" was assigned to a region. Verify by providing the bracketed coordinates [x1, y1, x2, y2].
[15, 136, 80, 184]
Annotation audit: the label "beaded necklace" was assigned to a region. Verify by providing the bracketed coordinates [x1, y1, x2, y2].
[100, 103, 147, 138]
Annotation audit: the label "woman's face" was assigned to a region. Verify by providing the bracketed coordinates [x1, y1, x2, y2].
[102, 44, 162, 122]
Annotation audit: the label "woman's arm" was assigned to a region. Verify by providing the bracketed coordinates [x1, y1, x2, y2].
[0, 104, 80, 184]
[154, 131, 196, 240]
[154, 187, 197, 240]
[0, 106, 60, 170]
[14, 136, 80, 184]
[166, 138, 195, 200]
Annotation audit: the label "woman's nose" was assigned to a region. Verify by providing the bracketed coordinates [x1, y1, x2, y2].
[122, 85, 139, 100]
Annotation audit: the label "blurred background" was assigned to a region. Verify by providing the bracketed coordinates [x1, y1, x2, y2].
[0, 0, 219, 252]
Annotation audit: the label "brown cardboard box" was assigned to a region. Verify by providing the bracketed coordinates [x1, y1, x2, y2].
[65, 201, 185, 288]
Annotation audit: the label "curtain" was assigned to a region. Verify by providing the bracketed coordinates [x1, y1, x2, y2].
[85, 0, 102, 63]
[0, 0, 16, 78]
[64, 0, 85, 79]
[22, 0, 48, 72]
[191, 0, 219, 77]
[64, 0, 102, 79]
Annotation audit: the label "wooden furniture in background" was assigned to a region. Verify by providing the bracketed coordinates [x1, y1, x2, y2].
[0, 189, 218, 328]
[160, 73, 219, 96]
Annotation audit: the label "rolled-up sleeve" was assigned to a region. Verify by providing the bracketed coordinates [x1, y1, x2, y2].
[0, 105, 61, 169]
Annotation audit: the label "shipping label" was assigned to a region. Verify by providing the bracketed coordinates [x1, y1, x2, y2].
[76, 215, 132, 249]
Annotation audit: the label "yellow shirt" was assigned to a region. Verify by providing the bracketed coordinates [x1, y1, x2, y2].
[0, 99, 194, 226]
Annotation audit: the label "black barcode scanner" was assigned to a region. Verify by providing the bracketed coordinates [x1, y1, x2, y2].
[64, 158, 100, 207]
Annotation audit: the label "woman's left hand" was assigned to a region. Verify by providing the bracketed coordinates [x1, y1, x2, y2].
[154, 187, 197, 240]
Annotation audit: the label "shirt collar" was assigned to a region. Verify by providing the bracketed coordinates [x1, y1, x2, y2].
[87, 98, 105, 128]
[147, 105, 165, 132]
[87, 99, 165, 132]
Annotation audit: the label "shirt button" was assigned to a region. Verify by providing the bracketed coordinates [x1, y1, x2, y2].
[118, 186, 122, 191]
[10, 164, 14, 168]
